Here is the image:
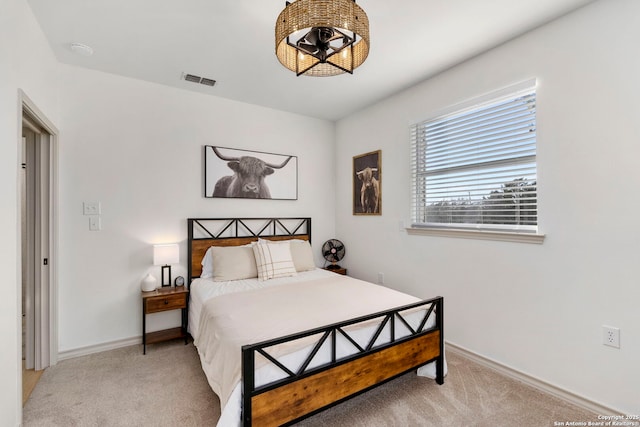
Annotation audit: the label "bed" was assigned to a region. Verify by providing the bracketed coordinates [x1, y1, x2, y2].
[187, 217, 445, 426]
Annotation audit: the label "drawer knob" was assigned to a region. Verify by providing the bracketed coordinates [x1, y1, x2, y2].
[164, 299, 169, 305]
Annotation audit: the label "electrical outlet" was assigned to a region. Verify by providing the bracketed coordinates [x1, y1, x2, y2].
[603, 326, 620, 348]
[89, 215, 101, 231]
[378, 272, 384, 285]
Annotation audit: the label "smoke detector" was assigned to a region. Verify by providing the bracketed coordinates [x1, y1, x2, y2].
[70, 43, 94, 56]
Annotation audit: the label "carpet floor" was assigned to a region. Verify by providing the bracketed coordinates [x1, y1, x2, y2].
[23, 340, 596, 426]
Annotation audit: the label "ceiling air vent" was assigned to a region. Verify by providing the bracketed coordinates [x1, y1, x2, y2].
[182, 73, 216, 87]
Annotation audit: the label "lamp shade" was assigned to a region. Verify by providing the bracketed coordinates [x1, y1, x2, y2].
[153, 244, 179, 265]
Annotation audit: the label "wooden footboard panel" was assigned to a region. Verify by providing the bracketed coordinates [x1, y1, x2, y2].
[252, 331, 440, 426]
[242, 297, 444, 427]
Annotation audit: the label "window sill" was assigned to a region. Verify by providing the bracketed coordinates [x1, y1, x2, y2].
[406, 226, 545, 244]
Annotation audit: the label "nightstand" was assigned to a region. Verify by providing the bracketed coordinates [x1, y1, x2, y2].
[142, 287, 188, 354]
[324, 267, 347, 275]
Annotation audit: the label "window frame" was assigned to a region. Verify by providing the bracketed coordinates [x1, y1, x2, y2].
[408, 79, 545, 244]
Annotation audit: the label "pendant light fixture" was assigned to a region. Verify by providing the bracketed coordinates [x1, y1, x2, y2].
[275, 0, 370, 77]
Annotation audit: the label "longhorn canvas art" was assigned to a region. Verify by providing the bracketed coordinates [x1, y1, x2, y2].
[353, 150, 381, 215]
[205, 146, 298, 200]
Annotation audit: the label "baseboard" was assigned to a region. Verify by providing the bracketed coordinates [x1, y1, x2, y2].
[57, 336, 141, 361]
[57, 337, 616, 414]
[445, 341, 618, 415]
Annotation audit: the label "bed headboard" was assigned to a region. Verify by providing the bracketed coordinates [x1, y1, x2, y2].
[187, 217, 311, 285]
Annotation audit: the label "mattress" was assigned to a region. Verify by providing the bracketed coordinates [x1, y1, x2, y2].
[189, 269, 445, 427]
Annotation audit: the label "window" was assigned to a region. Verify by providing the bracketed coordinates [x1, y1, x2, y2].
[410, 82, 539, 238]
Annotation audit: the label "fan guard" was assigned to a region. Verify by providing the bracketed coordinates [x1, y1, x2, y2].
[322, 239, 345, 269]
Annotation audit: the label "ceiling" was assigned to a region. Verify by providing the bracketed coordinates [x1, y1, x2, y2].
[27, 0, 595, 121]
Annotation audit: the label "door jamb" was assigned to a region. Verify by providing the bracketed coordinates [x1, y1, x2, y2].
[18, 89, 59, 368]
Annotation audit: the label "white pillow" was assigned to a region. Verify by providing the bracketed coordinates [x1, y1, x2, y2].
[200, 246, 214, 278]
[252, 241, 297, 281]
[258, 238, 316, 272]
[210, 245, 258, 281]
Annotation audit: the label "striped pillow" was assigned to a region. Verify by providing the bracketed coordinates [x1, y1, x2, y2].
[252, 241, 297, 281]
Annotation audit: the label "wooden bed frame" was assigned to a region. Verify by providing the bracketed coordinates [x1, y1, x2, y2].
[187, 217, 444, 427]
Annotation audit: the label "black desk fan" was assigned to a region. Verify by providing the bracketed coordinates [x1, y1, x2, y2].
[322, 239, 345, 270]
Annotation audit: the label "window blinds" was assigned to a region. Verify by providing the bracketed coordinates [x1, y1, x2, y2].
[410, 86, 537, 232]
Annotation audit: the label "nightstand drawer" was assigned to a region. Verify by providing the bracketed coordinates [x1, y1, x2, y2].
[145, 293, 187, 313]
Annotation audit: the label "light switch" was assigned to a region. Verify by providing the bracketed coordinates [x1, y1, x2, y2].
[83, 201, 101, 215]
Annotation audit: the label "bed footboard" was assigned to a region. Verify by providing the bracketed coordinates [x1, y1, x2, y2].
[241, 296, 444, 426]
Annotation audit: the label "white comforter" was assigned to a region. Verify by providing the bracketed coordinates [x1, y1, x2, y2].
[189, 269, 445, 427]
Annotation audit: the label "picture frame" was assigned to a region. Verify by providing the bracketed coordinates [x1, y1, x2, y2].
[205, 146, 298, 200]
[353, 150, 381, 215]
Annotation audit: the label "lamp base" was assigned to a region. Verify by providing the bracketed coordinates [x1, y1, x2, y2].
[161, 265, 172, 287]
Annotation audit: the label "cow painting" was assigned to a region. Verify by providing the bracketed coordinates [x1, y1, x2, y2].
[353, 150, 381, 215]
[206, 146, 296, 199]
[356, 167, 379, 213]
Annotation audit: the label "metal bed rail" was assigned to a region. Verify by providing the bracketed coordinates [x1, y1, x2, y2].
[241, 296, 444, 426]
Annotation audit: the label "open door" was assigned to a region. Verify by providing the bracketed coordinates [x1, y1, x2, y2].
[20, 90, 58, 382]
[22, 113, 51, 371]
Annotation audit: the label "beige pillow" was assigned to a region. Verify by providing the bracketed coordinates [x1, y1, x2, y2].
[258, 238, 316, 272]
[252, 241, 297, 281]
[210, 245, 258, 281]
[289, 240, 316, 272]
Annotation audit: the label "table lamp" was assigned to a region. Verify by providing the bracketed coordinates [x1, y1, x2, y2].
[153, 244, 179, 287]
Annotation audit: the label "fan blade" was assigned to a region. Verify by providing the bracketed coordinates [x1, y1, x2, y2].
[324, 32, 344, 43]
[297, 43, 319, 55]
[303, 29, 320, 45]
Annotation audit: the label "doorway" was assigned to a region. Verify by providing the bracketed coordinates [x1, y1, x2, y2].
[20, 91, 58, 405]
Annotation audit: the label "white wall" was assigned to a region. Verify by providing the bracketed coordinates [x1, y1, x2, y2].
[57, 64, 336, 352]
[0, 0, 60, 424]
[6, 0, 637, 422]
[335, 0, 640, 414]
[2, 0, 335, 420]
